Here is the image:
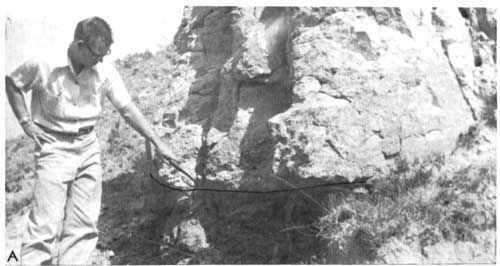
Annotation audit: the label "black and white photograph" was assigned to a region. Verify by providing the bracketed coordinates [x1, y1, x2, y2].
[3, 1, 497, 264]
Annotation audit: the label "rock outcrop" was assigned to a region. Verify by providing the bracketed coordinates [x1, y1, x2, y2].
[157, 6, 495, 188]
[149, 6, 496, 262]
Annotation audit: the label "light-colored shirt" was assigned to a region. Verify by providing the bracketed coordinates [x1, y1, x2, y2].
[9, 57, 132, 133]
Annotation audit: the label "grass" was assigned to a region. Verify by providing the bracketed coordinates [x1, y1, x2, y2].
[5, 136, 35, 220]
[316, 153, 496, 264]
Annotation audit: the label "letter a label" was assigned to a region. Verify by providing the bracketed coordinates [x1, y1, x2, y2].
[7, 251, 18, 262]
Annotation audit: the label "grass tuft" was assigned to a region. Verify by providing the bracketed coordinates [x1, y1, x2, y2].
[316, 154, 496, 263]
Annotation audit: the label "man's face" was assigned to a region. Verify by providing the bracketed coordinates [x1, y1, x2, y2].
[76, 35, 111, 66]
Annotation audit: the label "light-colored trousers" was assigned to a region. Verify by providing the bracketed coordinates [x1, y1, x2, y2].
[21, 131, 102, 265]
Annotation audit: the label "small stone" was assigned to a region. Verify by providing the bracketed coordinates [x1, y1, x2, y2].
[171, 219, 209, 253]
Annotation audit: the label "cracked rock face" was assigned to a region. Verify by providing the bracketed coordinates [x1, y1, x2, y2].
[150, 7, 496, 262]
[269, 8, 482, 182]
[160, 6, 495, 187]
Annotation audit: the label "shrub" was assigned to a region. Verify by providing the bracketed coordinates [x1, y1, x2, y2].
[316, 154, 496, 263]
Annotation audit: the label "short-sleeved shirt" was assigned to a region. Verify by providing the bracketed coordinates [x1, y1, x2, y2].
[9, 57, 132, 133]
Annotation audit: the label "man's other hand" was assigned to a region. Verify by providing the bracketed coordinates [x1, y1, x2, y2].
[22, 121, 56, 147]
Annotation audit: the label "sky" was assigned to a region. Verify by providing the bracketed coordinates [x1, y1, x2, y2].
[4, 1, 185, 139]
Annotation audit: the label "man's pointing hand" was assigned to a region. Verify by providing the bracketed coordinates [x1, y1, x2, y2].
[155, 141, 181, 166]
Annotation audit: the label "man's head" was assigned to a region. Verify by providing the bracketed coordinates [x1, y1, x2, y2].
[69, 17, 113, 66]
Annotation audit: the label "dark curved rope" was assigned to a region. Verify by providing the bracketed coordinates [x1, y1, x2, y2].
[146, 141, 368, 194]
[148, 171, 367, 194]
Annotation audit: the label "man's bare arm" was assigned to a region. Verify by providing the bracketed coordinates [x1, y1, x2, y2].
[118, 103, 178, 162]
[5, 76, 30, 122]
[5, 76, 55, 145]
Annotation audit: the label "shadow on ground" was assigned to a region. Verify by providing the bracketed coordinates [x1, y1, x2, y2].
[97, 153, 165, 265]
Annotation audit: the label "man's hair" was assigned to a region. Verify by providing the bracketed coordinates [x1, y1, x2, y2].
[73, 17, 113, 47]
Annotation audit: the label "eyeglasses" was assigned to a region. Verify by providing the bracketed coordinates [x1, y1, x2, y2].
[79, 40, 111, 61]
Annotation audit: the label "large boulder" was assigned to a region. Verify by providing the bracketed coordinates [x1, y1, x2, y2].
[150, 7, 495, 262]
[269, 8, 477, 182]
[157, 7, 496, 188]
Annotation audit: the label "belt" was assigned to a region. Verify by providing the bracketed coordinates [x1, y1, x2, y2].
[36, 123, 94, 137]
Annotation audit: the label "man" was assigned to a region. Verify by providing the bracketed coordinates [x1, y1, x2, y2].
[5, 17, 177, 265]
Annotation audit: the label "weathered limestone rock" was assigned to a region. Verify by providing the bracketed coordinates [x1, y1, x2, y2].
[157, 6, 496, 190]
[269, 8, 475, 181]
[152, 7, 495, 260]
